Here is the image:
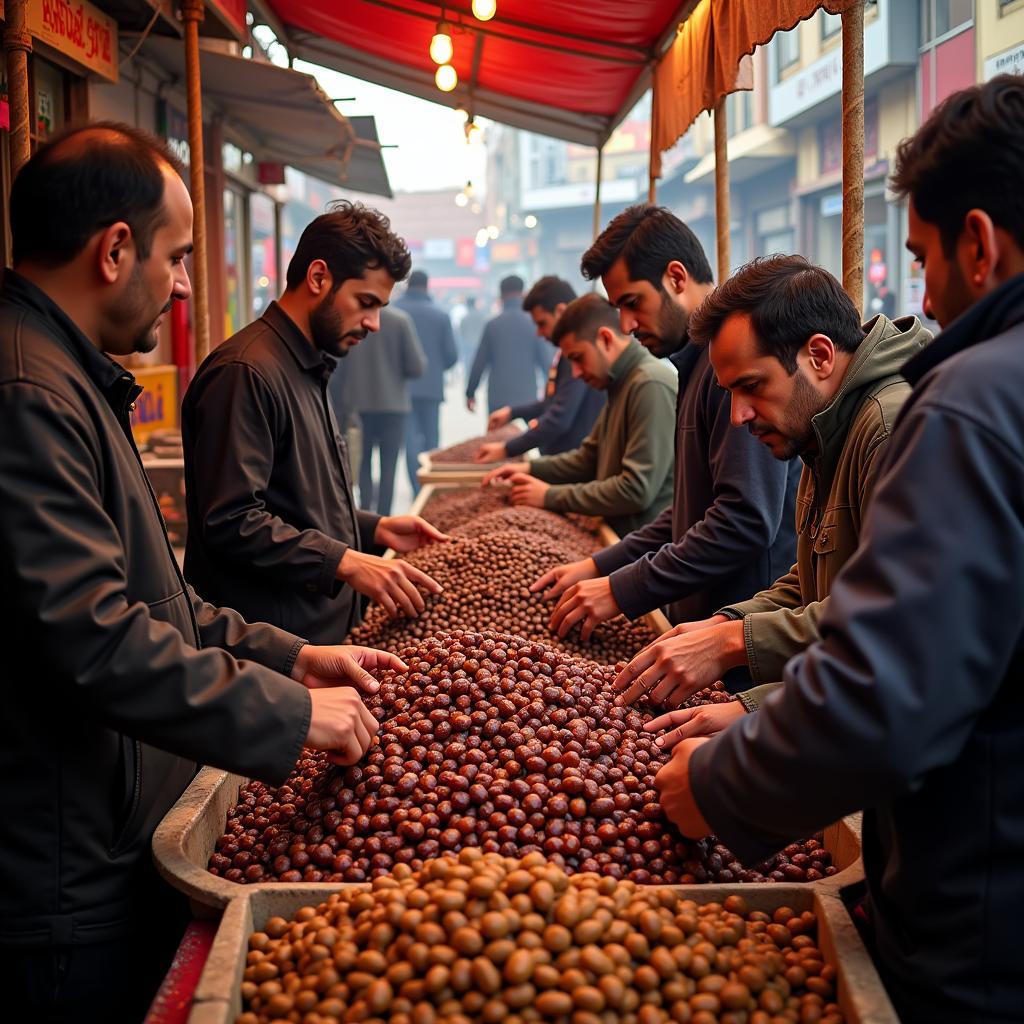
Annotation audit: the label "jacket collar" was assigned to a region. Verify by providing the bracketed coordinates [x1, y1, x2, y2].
[606, 339, 648, 393]
[0, 270, 142, 413]
[902, 272, 1024, 386]
[262, 300, 335, 376]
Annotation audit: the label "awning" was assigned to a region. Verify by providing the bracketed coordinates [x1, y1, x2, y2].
[684, 124, 795, 184]
[252, 0, 699, 148]
[137, 37, 393, 197]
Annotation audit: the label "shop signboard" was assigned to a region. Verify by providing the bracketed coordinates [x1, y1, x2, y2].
[984, 43, 1024, 81]
[23, 0, 118, 83]
[130, 364, 179, 440]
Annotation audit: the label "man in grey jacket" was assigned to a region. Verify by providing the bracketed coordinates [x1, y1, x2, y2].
[396, 269, 458, 492]
[331, 305, 426, 514]
[656, 76, 1024, 1022]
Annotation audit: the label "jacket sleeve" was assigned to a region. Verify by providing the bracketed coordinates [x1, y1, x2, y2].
[0, 381, 311, 786]
[528, 416, 602, 485]
[717, 418, 894, 684]
[358, 510, 383, 551]
[507, 371, 590, 458]
[402, 318, 427, 380]
[441, 314, 459, 372]
[606, 368, 793, 620]
[689, 399, 1024, 863]
[591, 505, 675, 573]
[466, 327, 490, 399]
[509, 398, 546, 423]
[185, 361, 348, 595]
[538, 380, 675, 519]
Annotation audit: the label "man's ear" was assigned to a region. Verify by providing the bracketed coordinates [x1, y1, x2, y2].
[664, 260, 689, 296]
[97, 222, 133, 285]
[805, 333, 838, 379]
[306, 258, 331, 298]
[961, 208, 999, 289]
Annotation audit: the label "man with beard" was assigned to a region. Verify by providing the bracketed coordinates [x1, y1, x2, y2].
[183, 204, 446, 644]
[611, 255, 929, 722]
[0, 123, 407, 1021]
[655, 75, 1024, 1023]
[535, 207, 799, 675]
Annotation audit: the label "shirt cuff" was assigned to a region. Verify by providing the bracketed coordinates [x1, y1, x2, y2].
[607, 563, 652, 621]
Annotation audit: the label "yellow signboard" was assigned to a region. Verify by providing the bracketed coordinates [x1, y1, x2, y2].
[21, 0, 119, 83]
[129, 364, 179, 441]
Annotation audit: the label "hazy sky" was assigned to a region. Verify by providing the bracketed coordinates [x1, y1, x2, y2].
[294, 59, 490, 195]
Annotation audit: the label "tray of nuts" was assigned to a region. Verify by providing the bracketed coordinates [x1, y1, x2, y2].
[153, 630, 862, 913]
[185, 849, 896, 1024]
[417, 424, 529, 482]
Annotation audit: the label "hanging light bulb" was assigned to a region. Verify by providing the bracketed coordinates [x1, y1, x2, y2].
[435, 63, 458, 92]
[429, 21, 453, 65]
[472, 0, 497, 21]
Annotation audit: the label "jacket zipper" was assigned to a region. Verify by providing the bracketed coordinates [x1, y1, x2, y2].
[110, 738, 142, 856]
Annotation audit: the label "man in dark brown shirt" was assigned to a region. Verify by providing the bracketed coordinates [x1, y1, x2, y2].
[183, 203, 446, 644]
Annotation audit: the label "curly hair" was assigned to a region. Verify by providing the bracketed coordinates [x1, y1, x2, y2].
[286, 199, 412, 290]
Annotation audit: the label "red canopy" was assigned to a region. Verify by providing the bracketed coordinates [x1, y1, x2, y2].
[255, 0, 696, 146]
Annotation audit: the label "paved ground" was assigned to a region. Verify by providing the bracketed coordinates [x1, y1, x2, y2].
[371, 365, 488, 516]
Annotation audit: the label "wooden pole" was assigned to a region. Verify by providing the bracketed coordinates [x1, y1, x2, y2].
[648, 72, 658, 204]
[182, 0, 212, 364]
[841, 0, 865, 313]
[3, 0, 33, 177]
[713, 96, 730, 282]
[592, 145, 604, 240]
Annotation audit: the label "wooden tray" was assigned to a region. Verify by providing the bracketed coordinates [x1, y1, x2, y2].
[152, 764, 863, 914]
[184, 871, 895, 1024]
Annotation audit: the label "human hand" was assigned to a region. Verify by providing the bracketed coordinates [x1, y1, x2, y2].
[475, 441, 508, 463]
[375, 515, 449, 552]
[633, 613, 731, 658]
[291, 643, 407, 690]
[612, 620, 745, 707]
[337, 549, 442, 619]
[646, 701, 747, 748]
[487, 406, 512, 431]
[466, 396, 476, 413]
[481, 462, 530, 487]
[527, 418, 539, 429]
[548, 576, 622, 642]
[530, 557, 599, 600]
[654, 738, 713, 838]
[305, 687, 381, 766]
[508, 473, 549, 508]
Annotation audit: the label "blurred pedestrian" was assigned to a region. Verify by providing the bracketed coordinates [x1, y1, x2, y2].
[332, 305, 426, 514]
[396, 269, 459, 492]
[467, 274, 551, 413]
[459, 295, 486, 372]
[478, 275, 605, 461]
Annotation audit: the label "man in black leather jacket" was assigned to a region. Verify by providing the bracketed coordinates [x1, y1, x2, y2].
[0, 124, 401, 1022]
[656, 76, 1024, 1023]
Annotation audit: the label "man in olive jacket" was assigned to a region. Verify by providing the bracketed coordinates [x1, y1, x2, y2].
[0, 124, 400, 1023]
[614, 255, 930, 716]
[657, 76, 1024, 1022]
[482, 294, 676, 538]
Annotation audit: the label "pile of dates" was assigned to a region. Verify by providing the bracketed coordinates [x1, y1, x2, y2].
[428, 423, 523, 464]
[210, 631, 832, 887]
[350, 530, 656, 664]
[237, 852, 844, 1024]
[419, 486, 513, 533]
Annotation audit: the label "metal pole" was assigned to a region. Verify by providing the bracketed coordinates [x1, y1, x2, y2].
[3, 0, 33, 177]
[592, 145, 604, 240]
[182, 0, 212, 364]
[713, 96, 730, 282]
[842, 0, 865, 313]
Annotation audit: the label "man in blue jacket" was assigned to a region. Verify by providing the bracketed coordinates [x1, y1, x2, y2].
[466, 274, 551, 414]
[397, 269, 458, 492]
[476, 276, 605, 461]
[536, 207, 799, 680]
[656, 75, 1024, 1023]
